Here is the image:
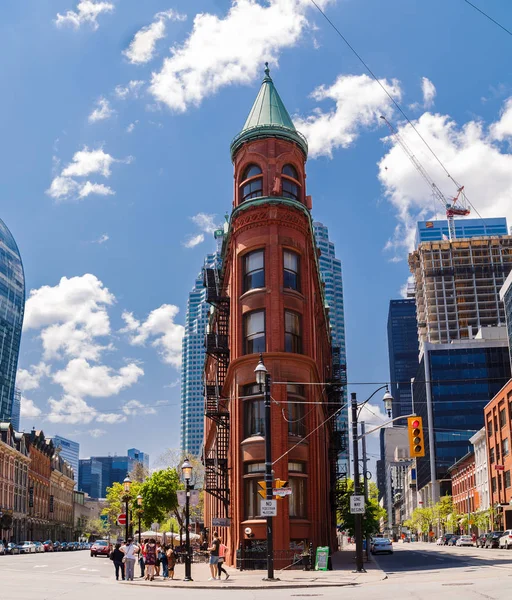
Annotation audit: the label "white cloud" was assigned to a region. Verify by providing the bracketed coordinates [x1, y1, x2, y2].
[16, 363, 51, 392]
[183, 233, 205, 248]
[149, 0, 333, 112]
[47, 395, 97, 424]
[53, 358, 144, 398]
[124, 10, 186, 65]
[421, 77, 436, 109]
[89, 97, 115, 123]
[122, 305, 185, 368]
[88, 428, 106, 437]
[21, 397, 42, 418]
[55, 1, 114, 30]
[96, 412, 126, 424]
[24, 274, 115, 361]
[191, 213, 219, 233]
[47, 146, 131, 202]
[122, 399, 156, 416]
[94, 233, 109, 244]
[126, 121, 138, 133]
[379, 97, 512, 254]
[115, 81, 145, 99]
[295, 74, 402, 158]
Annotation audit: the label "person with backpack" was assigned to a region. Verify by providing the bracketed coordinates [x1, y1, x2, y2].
[217, 537, 229, 580]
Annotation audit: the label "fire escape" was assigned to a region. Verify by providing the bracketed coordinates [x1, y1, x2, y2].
[328, 346, 349, 518]
[203, 266, 230, 517]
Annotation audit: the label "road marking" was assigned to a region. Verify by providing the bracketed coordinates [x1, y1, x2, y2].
[34, 565, 48, 568]
[80, 568, 99, 572]
[50, 564, 84, 574]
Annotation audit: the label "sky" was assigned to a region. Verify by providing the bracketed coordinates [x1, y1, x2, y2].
[4, 0, 512, 472]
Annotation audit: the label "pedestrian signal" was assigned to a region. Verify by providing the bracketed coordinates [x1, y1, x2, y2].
[407, 416, 425, 458]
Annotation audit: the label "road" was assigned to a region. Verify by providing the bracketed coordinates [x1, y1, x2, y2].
[2, 543, 512, 600]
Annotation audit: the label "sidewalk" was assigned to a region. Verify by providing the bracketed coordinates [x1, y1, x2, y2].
[126, 547, 387, 590]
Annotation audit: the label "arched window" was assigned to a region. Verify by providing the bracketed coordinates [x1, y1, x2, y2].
[240, 164, 263, 202]
[281, 164, 300, 201]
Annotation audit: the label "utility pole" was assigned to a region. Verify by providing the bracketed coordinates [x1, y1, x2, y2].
[361, 421, 369, 560]
[351, 393, 364, 572]
[467, 488, 471, 537]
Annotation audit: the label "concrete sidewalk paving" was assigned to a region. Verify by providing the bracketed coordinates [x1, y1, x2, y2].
[125, 547, 387, 590]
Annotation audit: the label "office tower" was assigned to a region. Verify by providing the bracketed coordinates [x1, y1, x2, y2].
[501, 270, 512, 359]
[313, 222, 349, 475]
[78, 450, 146, 497]
[127, 447, 150, 470]
[78, 458, 103, 498]
[409, 236, 512, 350]
[203, 66, 337, 555]
[180, 253, 217, 457]
[0, 218, 25, 424]
[387, 299, 419, 421]
[415, 217, 508, 245]
[11, 388, 21, 431]
[53, 435, 80, 487]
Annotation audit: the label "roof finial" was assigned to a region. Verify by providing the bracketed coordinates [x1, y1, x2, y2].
[264, 62, 270, 79]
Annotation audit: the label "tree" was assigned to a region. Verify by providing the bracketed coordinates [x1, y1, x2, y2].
[129, 461, 149, 483]
[337, 479, 386, 537]
[140, 468, 180, 526]
[432, 495, 454, 533]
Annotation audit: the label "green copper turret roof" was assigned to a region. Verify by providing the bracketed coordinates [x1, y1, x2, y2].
[230, 64, 308, 160]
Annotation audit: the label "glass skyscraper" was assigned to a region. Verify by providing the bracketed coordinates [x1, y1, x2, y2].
[415, 217, 508, 245]
[313, 222, 349, 474]
[11, 387, 21, 431]
[128, 447, 149, 469]
[501, 270, 512, 361]
[53, 435, 80, 487]
[0, 217, 25, 425]
[180, 252, 218, 457]
[387, 299, 419, 422]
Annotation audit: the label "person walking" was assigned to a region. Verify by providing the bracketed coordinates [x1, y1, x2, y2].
[122, 538, 139, 581]
[144, 538, 157, 581]
[207, 531, 220, 580]
[139, 540, 145, 578]
[160, 545, 169, 578]
[217, 538, 229, 580]
[166, 546, 176, 580]
[110, 543, 125, 581]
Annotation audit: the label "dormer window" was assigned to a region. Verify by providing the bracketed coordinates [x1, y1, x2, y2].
[240, 164, 263, 202]
[282, 164, 300, 201]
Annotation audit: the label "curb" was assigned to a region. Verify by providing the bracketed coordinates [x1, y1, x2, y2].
[122, 581, 361, 590]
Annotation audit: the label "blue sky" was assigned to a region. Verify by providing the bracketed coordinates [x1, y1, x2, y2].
[4, 0, 512, 469]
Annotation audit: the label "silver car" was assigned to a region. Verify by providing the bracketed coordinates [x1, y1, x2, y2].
[371, 538, 393, 554]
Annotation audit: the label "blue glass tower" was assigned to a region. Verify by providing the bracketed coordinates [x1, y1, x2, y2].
[416, 217, 508, 245]
[313, 222, 349, 474]
[501, 271, 512, 361]
[0, 218, 25, 425]
[54, 435, 80, 487]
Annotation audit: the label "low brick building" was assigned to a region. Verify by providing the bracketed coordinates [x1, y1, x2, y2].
[448, 451, 476, 534]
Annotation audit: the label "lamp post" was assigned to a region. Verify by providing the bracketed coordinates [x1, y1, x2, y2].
[136, 495, 143, 544]
[181, 458, 193, 582]
[123, 475, 131, 542]
[254, 354, 276, 581]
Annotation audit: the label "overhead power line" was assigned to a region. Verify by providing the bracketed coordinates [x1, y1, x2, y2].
[463, 0, 512, 38]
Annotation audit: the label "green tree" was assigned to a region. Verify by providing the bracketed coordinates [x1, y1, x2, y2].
[140, 468, 180, 526]
[337, 479, 386, 537]
[432, 495, 454, 533]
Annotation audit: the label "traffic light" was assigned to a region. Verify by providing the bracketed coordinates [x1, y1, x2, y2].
[274, 479, 288, 501]
[407, 416, 425, 458]
[258, 481, 266, 499]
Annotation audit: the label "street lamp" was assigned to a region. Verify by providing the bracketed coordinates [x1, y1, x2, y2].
[181, 458, 193, 582]
[254, 354, 276, 581]
[382, 388, 394, 418]
[123, 475, 131, 542]
[136, 495, 143, 544]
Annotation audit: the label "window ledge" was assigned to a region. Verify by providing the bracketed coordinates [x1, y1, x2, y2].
[240, 288, 267, 301]
[241, 436, 265, 445]
[283, 288, 305, 301]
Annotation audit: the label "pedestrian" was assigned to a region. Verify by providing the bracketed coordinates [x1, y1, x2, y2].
[160, 545, 169, 578]
[110, 543, 125, 581]
[145, 538, 157, 581]
[217, 537, 229, 580]
[121, 538, 139, 581]
[139, 539, 146, 578]
[166, 546, 176, 580]
[207, 531, 220, 581]
[155, 542, 161, 577]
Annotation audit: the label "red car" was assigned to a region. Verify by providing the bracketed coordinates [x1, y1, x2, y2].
[90, 540, 111, 557]
[43, 540, 54, 552]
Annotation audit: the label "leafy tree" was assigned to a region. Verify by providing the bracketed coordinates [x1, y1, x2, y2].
[337, 478, 386, 537]
[140, 468, 180, 526]
[129, 461, 149, 483]
[432, 495, 454, 533]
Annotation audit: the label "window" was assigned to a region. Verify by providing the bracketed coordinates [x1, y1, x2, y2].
[500, 407, 507, 428]
[244, 478, 263, 519]
[289, 477, 306, 517]
[506, 470, 511, 489]
[497, 443, 501, 460]
[243, 250, 265, 292]
[285, 311, 302, 353]
[503, 438, 510, 457]
[281, 164, 300, 201]
[487, 420, 493, 437]
[240, 164, 263, 202]
[283, 250, 300, 291]
[490, 447, 495, 464]
[287, 384, 306, 436]
[491, 477, 497, 493]
[243, 310, 265, 354]
[243, 384, 265, 438]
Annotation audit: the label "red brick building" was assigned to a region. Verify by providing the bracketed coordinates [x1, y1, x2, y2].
[203, 66, 338, 565]
[448, 452, 477, 533]
[26, 429, 53, 541]
[484, 378, 512, 529]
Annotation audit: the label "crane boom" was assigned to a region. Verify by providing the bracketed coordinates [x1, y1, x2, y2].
[380, 115, 469, 241]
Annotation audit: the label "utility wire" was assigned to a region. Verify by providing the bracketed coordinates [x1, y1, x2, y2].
[463, 0, 512, 38]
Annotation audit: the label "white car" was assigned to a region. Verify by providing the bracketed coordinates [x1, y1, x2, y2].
[498, 530, 512, 549]
[455, 535, 474, 547]
[371, 538, 393, 554]
[18, 541, 36, 554]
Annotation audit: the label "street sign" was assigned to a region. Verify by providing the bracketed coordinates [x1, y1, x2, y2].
[151, 522, 160, 531]
[495, 464, 505, 471]
[273, 487, 292, 497]
[350, 495, 365, 514]
[117, 513, 127, 526]
[177, 490, 186, 507]
[190, 489, 200, 507]
[212, 517, 231, 527]
[260, 499, 277, 517]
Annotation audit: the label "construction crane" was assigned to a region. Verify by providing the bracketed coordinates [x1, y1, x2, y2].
[380, 115, 470, 241]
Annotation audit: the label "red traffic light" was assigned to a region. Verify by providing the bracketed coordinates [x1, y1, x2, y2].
[412, 419, 420, 428]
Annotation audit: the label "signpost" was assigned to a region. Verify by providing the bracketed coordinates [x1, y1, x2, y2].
[190, 489, 200, 507]
[260, 499, 277, 517]
[273, 487, 292, 497]
[350, 495, 365, 514]
[315, 546, 329, 571]
[212, 517, 231, 527]
[117, 513, 127, 526]
[177, 490, 186, 507]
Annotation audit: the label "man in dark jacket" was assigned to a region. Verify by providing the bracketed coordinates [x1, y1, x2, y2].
[110, 543, 125, 580]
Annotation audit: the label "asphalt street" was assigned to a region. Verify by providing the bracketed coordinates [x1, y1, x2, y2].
[2, 543, 512, 600]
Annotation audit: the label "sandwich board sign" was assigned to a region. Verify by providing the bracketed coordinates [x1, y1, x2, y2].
[315, 546, 329, 571]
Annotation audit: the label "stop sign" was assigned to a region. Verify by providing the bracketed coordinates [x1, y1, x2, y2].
[117, 513, 127, 526]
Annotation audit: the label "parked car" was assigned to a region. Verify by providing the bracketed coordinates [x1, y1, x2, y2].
[476, 533, 487, 548]
[53, 541, 61, 551]
[43, 540, 53, 552]
[498, 530, 512, 549]
[485, 531, 504, 548]
[17, 541, 36, 554]
[370, 538, 393, 554]
[447, 535, 460, 546]
[456, 535, 474, 547]
[441, 533, 455, 545]
[60, 542, 69, 551]
[0, 541, 5, 555]
[34, 542, 44, 553]
[90, 539, 111, 557]
[436, 537, 444, 545]
[6, 543, 19, 555]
